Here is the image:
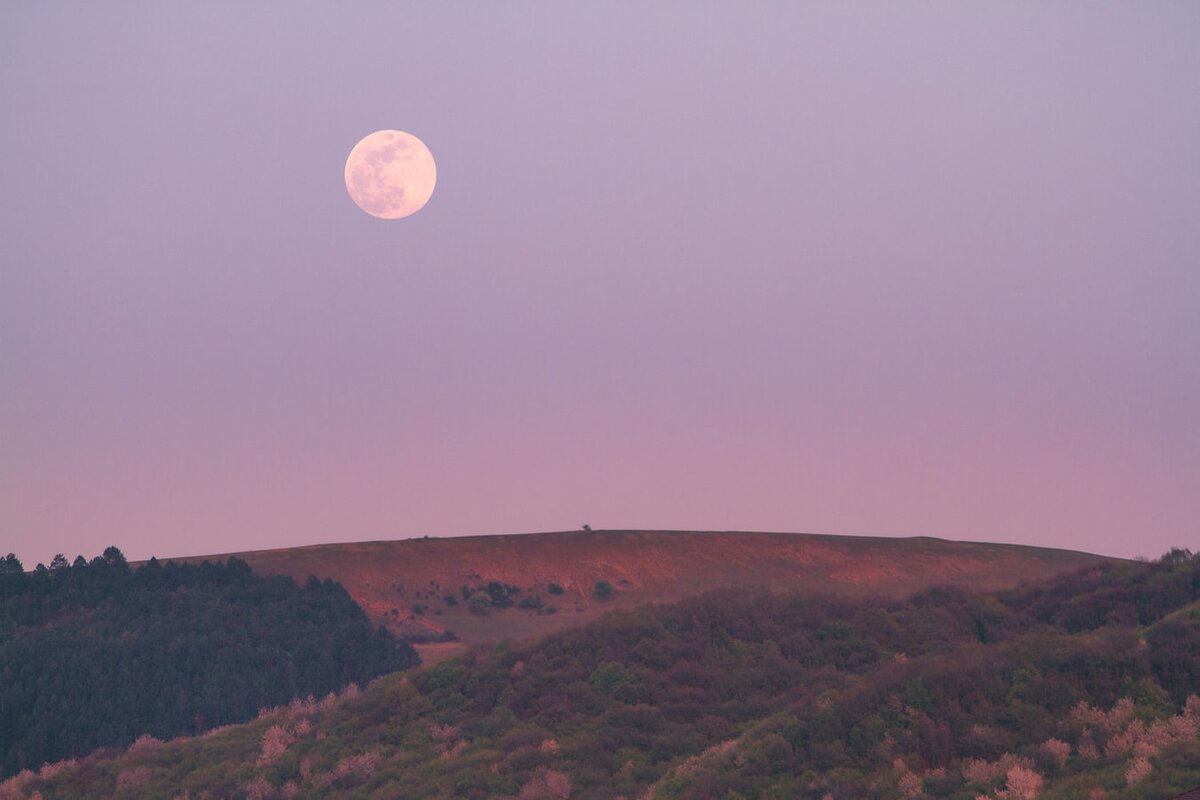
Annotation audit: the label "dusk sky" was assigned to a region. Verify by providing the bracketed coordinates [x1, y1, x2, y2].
[2, 3, 1197, 564]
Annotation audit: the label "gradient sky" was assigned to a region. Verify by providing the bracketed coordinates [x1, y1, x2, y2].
[2, 3, 1198, 564]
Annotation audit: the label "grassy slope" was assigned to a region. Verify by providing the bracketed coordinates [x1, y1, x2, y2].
[163, 530, 1117, 653]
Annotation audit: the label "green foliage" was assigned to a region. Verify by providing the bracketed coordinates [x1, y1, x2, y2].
[0, 553, 24, 576]
[593, 580, 615, 600]
[547, 582, 565, 595]
[461, 582, 524, 616]
[485, 581, 517, 608]
[0, 549, 418, 778]
[588, 662, 634, 697]
[467, 593, 493, 616]
[15, 549, 1200, 800]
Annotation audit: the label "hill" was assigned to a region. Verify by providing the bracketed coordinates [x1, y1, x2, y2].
[175, 530, 1119, 656]
[13, 549, 1200, 799]
[0, 549, 417, 779]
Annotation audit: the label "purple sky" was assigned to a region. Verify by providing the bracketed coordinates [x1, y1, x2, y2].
[2, 4, 1197, 564]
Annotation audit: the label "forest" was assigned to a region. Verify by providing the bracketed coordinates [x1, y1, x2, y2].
[5, 550, 1200, 798]
[0, 548, 418, 778]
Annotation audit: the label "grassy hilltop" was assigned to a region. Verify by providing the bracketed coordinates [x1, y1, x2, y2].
[171, 529, 1117, 658]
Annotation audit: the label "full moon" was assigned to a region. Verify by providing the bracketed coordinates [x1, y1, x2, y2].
[344, 130, 437, 219]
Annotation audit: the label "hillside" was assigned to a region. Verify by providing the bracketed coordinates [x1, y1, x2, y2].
[0, 550, 416, 779]
[12, 549, 1200, 799]
[172, 530, 1118, 656]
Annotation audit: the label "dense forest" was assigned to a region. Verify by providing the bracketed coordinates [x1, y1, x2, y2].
[5, 550, 1200, 799]
[0, 548, 418, 778]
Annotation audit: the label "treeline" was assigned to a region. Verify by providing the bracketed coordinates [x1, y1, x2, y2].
[11, 550, 1200, 799]
[0, 548, 418, 778]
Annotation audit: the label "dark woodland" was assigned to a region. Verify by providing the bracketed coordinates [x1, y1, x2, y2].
[0, 549, 417, 778]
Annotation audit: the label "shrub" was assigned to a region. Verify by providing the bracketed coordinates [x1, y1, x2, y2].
[593, 580, 615, 600]
[468, 594, 493, 616]
[485, 581, 516, 608]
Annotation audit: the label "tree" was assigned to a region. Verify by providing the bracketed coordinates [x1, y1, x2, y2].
[102, 546, 128, 568]
[518, 768, 571, 800]
[49, 553, 69, 571]
[997, 765, 1044, 799]
[0, 554, 25, 596]
[593, 580, 614, 600]
[1161, 547, 1193, 566]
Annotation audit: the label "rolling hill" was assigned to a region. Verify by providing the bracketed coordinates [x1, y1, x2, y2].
[14, 549, 1200, 800]
[169, 530, 1119, 658]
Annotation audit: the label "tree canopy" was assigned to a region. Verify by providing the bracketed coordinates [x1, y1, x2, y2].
[0, 548, 418, 778]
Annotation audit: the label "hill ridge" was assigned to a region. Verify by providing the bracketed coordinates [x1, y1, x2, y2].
[175, 528, 1111, 559]
[158, 529, 1119, 654]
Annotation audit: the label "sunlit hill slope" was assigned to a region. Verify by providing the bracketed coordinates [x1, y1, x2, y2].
[173, 530, 1117, 656]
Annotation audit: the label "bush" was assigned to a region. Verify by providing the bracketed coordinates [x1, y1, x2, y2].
[593, 580, 615, 600]
[468, 594, 493, 616]
[485, 581, 516, 608]
[547, 583, 565, 595]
